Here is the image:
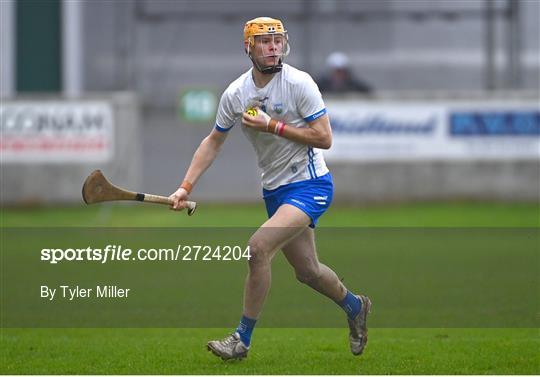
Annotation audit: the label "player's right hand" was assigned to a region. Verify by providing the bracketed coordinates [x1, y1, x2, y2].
[242, 106, 272, 132]
[169, 188, 189, 211]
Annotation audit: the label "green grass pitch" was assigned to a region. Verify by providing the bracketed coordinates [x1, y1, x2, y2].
[1, 202, 539, 374]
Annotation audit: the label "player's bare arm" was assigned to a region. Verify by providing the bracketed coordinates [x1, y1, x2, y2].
[242, 109, 332, 149]
[169, 129, 228, 210]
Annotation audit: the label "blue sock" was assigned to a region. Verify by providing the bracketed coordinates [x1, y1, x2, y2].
[337, 291, 362, 320]
[235, 315, 257, 347]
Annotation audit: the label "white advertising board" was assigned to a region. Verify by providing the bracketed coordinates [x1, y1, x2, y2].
[324, 100, 540, 161]
[1, 102, 114, 163]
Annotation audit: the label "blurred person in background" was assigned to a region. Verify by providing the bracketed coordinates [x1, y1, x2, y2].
[317, 52, 373, 94]
[169, 17, 371, 361]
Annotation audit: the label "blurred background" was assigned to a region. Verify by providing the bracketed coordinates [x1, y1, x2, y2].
[1, 0, 539, 205]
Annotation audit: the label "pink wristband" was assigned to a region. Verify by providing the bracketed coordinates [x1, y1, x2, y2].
[275, 121, 286, 136]
[278, 122, 286, 136]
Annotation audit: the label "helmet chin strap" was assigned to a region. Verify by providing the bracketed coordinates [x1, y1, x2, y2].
[250, 55, 283, 74]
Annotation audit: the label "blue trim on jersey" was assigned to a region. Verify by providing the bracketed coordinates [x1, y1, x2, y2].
[308, 147, 317, 179]
[306, 147, 314, 179]
[215, 123, 232, 132]
[306, 163, 314, 179]
[303, 108, 327, 123]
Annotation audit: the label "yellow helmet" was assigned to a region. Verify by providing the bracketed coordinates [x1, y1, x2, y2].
[243, 17, 290, 74]
[244, 17, 286, 47]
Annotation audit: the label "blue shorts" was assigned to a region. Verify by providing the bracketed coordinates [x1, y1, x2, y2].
[263, 173, 334, 228]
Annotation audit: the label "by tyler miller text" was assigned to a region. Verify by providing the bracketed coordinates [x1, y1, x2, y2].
[41, 285, 130, 301]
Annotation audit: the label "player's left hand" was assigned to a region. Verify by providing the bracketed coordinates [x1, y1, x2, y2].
[242, 107, 271, 132]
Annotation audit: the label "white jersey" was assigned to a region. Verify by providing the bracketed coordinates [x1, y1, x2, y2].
[215, 64, 329, 190]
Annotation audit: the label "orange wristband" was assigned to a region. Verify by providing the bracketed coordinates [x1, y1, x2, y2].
[266, 119, 286, 136]
[267, 119, 278, 133]
[180, 180, 193, 194]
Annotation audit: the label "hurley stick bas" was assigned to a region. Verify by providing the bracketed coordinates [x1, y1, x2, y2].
[82, 170, 197, 216]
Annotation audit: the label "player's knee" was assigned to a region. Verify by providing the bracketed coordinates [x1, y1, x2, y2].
[247, 237, 270, 267]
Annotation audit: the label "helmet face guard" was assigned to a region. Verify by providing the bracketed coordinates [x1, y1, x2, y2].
[244, 17, 290, 74]
[246, 33, 290, 74]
